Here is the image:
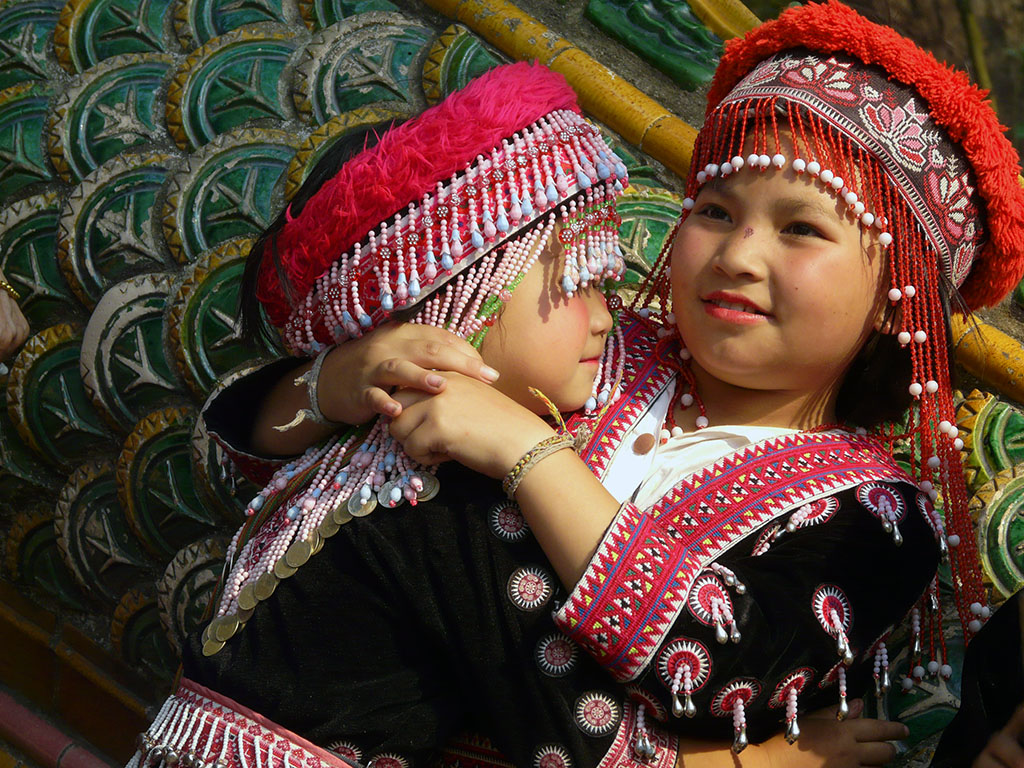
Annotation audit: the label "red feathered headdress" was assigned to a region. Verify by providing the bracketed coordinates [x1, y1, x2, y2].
[705, 0, 1024, 309]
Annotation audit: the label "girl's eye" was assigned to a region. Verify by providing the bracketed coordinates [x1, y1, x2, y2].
[783, 221, 824, 238]
[697, 204, 731, 222]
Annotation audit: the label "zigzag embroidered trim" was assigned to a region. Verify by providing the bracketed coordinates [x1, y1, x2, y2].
[595, 701, 678, 768]
[127, 683, 347, 768]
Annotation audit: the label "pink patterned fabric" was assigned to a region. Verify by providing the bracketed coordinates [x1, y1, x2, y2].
[722, 50, 983, 288]
[553, 431, 914, 682]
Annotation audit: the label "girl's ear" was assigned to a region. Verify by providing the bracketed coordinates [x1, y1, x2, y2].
[874, 299, 900, 335]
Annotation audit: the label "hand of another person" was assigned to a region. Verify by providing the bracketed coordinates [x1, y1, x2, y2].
[317, 323, 499, 423]
[974, 704, 1024, 768]
[389, 372, 554, 478]
[763, 699, 907, 768]
[0, 278, 29, 366]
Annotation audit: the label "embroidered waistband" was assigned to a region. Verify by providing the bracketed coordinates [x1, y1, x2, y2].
[126, 678, 349, 768]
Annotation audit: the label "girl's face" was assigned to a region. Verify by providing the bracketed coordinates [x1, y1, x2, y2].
[670, 158, 887, 408]
[480, 236, 613, 413]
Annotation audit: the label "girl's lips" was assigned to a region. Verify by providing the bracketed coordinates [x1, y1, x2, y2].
[701, 292, 771, 324]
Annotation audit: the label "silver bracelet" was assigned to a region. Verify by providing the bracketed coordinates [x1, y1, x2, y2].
[273, 346, 343, 431]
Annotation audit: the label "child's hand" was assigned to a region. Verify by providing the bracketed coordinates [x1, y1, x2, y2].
[762, 699, 907, 768]
[319, 323, 499, 423]
[389, 372, 554, 478]
[974, 704, 1024, 768]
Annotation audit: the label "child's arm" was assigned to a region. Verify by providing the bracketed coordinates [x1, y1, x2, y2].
[246, 323, 499, 456]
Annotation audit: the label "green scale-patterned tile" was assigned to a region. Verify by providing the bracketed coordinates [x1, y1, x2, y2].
[116, 406, 223, 558]
[157, 536, 227, 653]
[166, 24, 303, 151]
[162, 126, 301, 264]
[4, 505, 90, 609]
[81, 273, 182, 432]
[174, 0, 294, 49]
[0, 191, 83, 326]
[55, 459, 152, 603]
[957, 389, 1024, 493]
[420, 23, 504, 105]
[112, 584, 178, 680]
[969, 466, 1024, 601]
[584, 0, 721, 90]
[298, 0, 397, 31]
[0, 375, 59, 504]
[615, 187, 683, 284]
[292, 12, 433, 125]
[57, 150, 182, 309]
[7, 323, 115, 468]
[47, 53, 176, 183]
[168, 237, 284, 399]
[0, 0, 62, 91]
[0, 81, 54, 200]
[54, 0, 182, 75]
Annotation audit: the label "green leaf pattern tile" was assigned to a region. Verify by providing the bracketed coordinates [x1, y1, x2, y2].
[54, 0, 182, 74]
[298, 0, 397, 31]
[157, 536, 227, 653]
[161, 126, 300, 264]
[174, 0, 293, 50]
[54, 459, 152, 602]
[166, 25, 302, 151]
[7, 323, 115, 468]
[116, 406, 223, 559]
[0, 81, 54, 199]
[0, 0, 63, 90]
[57, 151, 183, 309]
[47, 53, 176, 182]
[292, 12, 432, 124]
[0, 191, 83, 327]
[81, 273, 182, 431]
[420, 23, 504, 105]
[168, 238, 284, 399]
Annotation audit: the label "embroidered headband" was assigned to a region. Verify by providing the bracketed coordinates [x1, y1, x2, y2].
[254, 62, 629, 355]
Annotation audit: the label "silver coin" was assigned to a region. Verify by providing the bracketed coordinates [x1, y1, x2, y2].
[377, 480, 404, 508]
[416, 472, 440, 502]
[348, 492, 377, 518]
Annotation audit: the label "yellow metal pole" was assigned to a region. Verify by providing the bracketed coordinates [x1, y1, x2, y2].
[953, 315, 1024, 404]
[421, 0, 698, 178]
[684, 0, 759, 40]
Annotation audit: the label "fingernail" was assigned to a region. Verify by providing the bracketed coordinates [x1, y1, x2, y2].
[386, 402, 400, 416]
[426, 374, 445, 388]
[902, 725, 910, 737]
[481, 365, 500, 382]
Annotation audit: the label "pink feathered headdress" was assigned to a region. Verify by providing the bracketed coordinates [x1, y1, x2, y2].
[257, 62, 582, 328]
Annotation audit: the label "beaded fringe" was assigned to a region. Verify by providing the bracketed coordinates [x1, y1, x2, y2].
[127, 681, 346, 768]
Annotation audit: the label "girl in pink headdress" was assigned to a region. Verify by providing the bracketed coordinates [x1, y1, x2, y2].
[238, 2, 1024, 765]
[127, 59, 909, 768]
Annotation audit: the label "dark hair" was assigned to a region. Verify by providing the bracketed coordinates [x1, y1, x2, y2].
[835, 274, 960, 428]
[239, 121, 403, 347]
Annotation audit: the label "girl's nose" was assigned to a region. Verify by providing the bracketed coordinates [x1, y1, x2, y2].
[714, 227, 769, 280]
[585, 287, 613, 336]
